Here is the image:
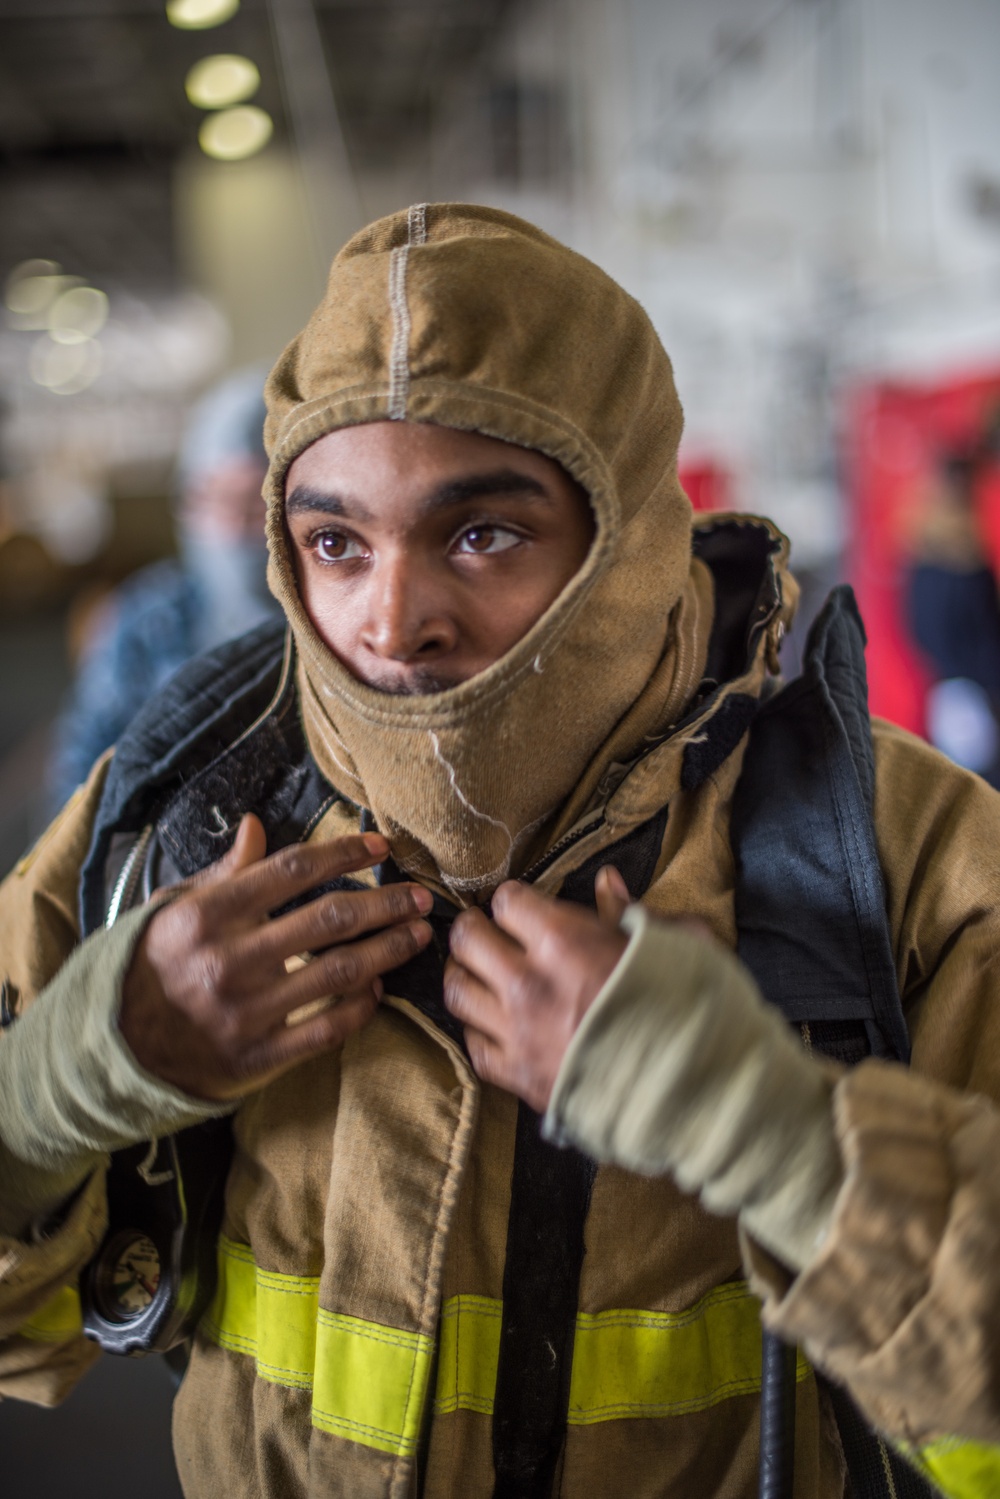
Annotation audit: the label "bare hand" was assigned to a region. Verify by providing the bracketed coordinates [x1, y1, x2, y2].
[120, 815, 433, 1100]
[443, 866, 630, 1112]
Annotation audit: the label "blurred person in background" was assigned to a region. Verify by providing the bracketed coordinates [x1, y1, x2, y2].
[47, 367, 280, 809]
[905, 442, 1000, 785]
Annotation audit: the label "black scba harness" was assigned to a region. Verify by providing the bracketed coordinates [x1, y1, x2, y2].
[78, 522, 930, 1499]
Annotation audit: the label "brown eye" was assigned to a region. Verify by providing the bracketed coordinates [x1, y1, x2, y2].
[315, 532, 363, 562]
[454, 525, 520, 556]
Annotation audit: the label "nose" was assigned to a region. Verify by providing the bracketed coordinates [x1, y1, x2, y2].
[360, 552, 458, 663]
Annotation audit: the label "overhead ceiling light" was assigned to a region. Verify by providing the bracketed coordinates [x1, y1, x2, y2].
[48, 286, 109, 345]
[5, 260, 60, 316]
[186, 54, 260, 110]
[5, 259, 66, 325]
[29, 336, 103, 395]
[166, 0, 239, 29]
[199, 104, 273, 161]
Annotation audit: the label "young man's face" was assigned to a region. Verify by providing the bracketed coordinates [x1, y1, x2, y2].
[284, 421, 595, 694]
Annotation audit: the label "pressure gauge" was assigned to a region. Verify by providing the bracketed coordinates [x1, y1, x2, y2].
[81, 1119, 233, 1357]
[93, 1232, 163, 1323]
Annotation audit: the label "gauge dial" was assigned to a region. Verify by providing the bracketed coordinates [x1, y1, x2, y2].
[102, 1234, 162, 1321]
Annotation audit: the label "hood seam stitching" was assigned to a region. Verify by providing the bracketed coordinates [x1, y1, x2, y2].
[387, 203, 428, 420]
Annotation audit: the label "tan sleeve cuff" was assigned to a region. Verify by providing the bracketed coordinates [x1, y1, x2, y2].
[744, 1059, 1000, 1446]
[0, 894, 233, 1238]
[0, 1167, 106, 1342]
[544, 905, 842, 1271]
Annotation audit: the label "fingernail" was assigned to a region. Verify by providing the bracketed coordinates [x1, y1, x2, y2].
[363, 833, 389, 856]
[412, 887, 433, 914]
[410, 918, 433, 941]
[373, 977, 384, 999]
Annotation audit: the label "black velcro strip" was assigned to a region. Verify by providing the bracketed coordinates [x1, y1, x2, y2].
[488, 807, 666, 1495]
[491, 1103, 597, 1499]
[681, 691, 758, 791]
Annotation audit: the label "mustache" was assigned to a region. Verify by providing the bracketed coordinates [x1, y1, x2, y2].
[357, 665, 465, 696]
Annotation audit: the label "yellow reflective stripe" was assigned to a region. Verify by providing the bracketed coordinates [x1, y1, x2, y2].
[203, 1236, 432, 1456]
[434, 1281, 807, 1424]
[203, 1236, 318, 1387]
[313, 1310, 432, 1455]
[901, 1436, 1000, 1499]
[434, 1294, 502, 1416]
[569, 1281, 810, 1424]
[18, 1284, 83, 1344]
[206, 1243, 806, 1444]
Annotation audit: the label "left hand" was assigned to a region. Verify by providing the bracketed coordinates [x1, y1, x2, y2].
[443, 867, 631, 1112]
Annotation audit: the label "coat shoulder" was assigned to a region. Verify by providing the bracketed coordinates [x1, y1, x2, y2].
[0, 751, 112, 1014]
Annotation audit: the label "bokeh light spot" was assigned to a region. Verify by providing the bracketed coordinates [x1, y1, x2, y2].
[166, 0, 239, 29]
[5, 260, 63, 318]
[48, 286, 109, 345]
[29, 337, 103, 395]
[186, 54, 260, 110]
[198, 105, 273, 161]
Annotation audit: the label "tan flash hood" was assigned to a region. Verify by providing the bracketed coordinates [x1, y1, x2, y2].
[263, 202, 703, 895]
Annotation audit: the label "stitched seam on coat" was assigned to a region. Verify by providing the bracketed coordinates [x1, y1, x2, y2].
[391, 1040, 478, 1494]
[877, 1438, 899, 1499]
[311, 1410, 417, 1449]
[316, 1308, 426, 1351]
[566, 1360, 813, 1425]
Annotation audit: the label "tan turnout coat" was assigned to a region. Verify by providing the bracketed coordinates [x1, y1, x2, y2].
[2, 586, 1000, 1498]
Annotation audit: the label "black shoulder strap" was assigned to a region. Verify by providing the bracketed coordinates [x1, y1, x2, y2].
[732, 587, 932, 1499]
[731, 584, 910, 1065]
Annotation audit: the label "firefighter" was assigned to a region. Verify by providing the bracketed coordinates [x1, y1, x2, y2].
[2, 204, 1000, 1498]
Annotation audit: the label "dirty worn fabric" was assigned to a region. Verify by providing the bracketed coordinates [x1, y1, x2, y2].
[262, 204, 714, 895]
[0, 654, 998, 1491]
[0, 893, 229, 1239]
[746, 1059, 1000, 1450]
[5, 677, 1000, 1493]
[544, 905, 843, 1272]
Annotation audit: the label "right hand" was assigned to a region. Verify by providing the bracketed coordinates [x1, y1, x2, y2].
[120, 814, 433, 1101]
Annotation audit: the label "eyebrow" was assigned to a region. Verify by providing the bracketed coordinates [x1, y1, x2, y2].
[285, 468, 551, 523]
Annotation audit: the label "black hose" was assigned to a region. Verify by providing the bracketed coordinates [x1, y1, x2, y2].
[759, 1330, 797, 1499]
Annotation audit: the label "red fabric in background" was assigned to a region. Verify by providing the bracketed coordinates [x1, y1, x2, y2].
[679, 459, 731, 513]
[843, 369, 1000, 734]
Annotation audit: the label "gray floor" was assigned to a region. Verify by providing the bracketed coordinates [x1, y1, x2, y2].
[0, 1353, 183, 1498]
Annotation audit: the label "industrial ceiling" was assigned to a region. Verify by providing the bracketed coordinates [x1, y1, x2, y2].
[0, 0, 518, 287]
